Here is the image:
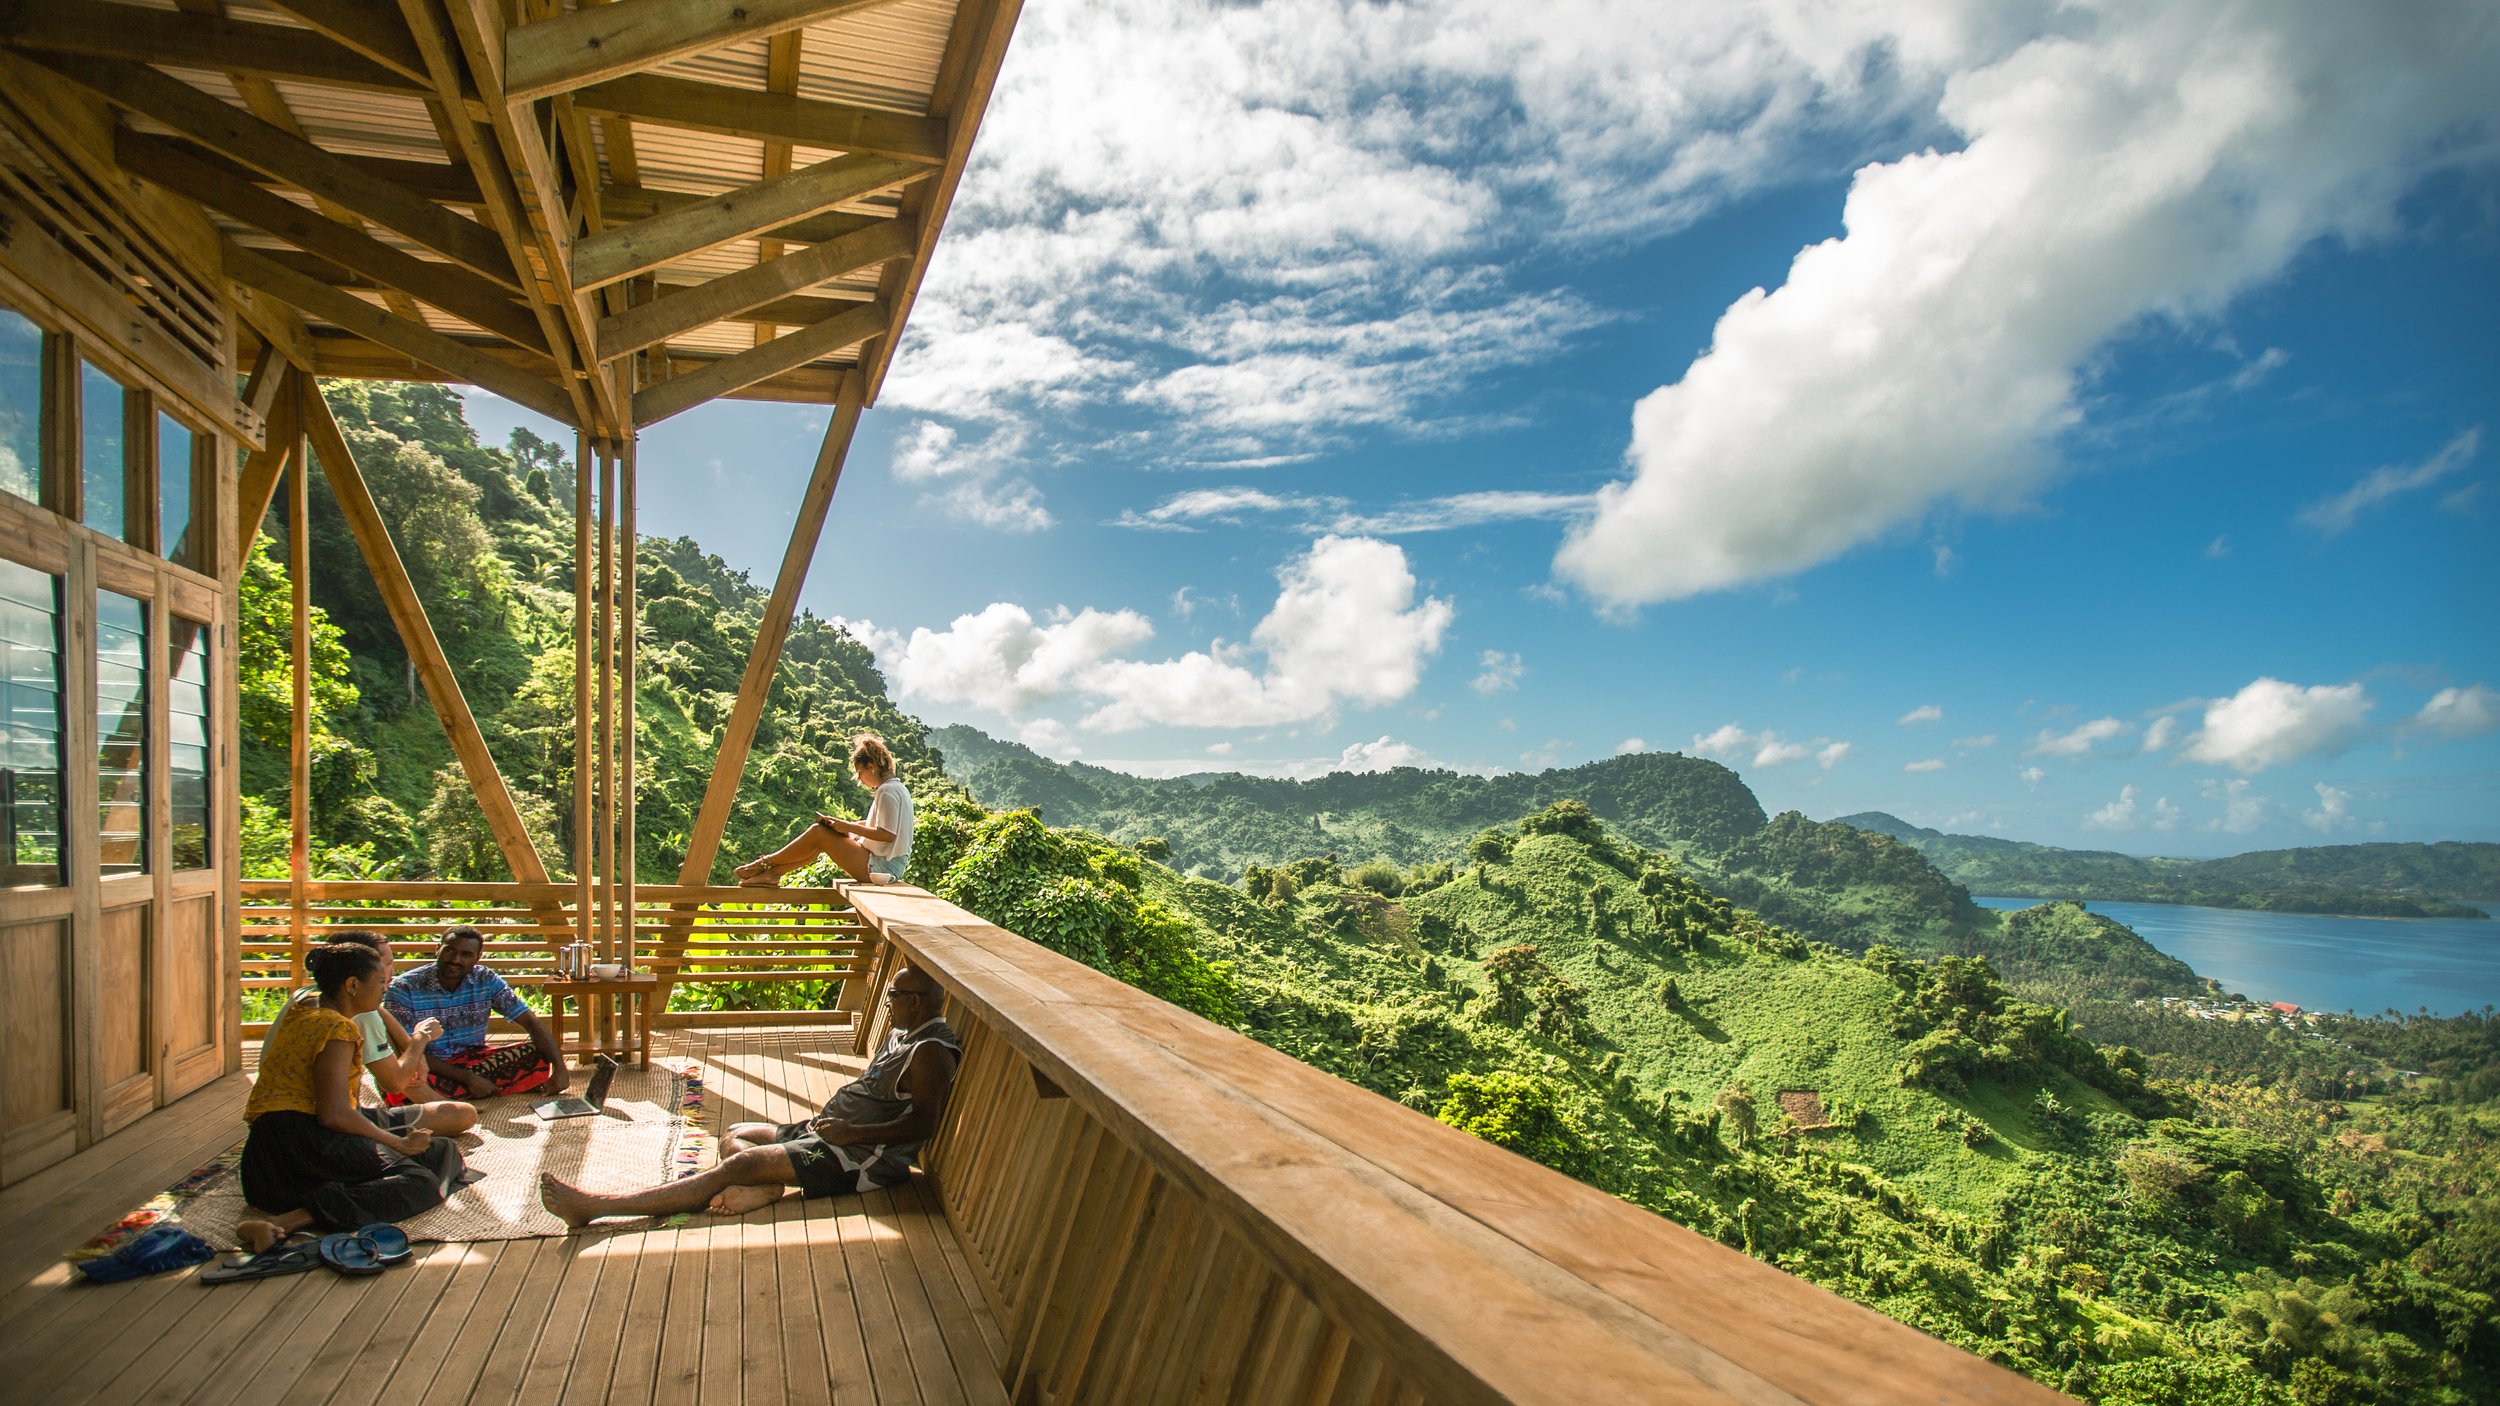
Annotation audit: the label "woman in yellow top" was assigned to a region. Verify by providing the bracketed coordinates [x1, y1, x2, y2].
[234, 942, 467, 1253]
[265, 929, 477, 1135]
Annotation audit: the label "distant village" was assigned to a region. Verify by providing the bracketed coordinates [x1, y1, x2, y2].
[2139, 994, 2329, 1028]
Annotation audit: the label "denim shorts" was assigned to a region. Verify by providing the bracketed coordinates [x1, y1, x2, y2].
[867, 854, 906, 880]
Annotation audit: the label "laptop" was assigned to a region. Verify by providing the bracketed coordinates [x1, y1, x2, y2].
[535, 1055, 618, 1120]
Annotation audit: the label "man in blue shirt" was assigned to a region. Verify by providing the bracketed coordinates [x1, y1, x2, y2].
[384, 928, 569, 1101]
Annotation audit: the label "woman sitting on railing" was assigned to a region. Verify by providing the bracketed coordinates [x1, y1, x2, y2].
[733, 731, 914, 886]
[267, 930, 477, 1136]
[231, 942, 470, 1253]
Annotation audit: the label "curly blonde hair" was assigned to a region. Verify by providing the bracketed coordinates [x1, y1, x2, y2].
[850, 732, 896, 782]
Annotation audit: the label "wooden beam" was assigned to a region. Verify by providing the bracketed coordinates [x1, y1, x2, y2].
[596, 218, 911, 359]
[225, 243, 576, 425]
[571, 429, 592, 942]
[570, 154, 919, 292]
[598, 185, 885, 250]
[502, 0, 908, 103]
[311, 333, 852, 405]
[117, 131, 549, 354]
[240, 340, 288, 426]
[441, 0, 624, 436]
[0, 1, 423, 96]
[397, 0, 599, 430]
[30, 54, 521, 289]
[288, 401, 311, 984]
[619, 434, 638, 965]
[652, 378, 865, 999]
[633, 302, 885, 427]
[301, 382, 554, 886]
[232, 376, 299, 562]
[252, 0, 432, 84]
[569, 74, 945, 163]
[203, 145, 486, 207]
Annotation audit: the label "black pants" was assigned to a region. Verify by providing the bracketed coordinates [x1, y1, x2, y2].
[238, 1106, 464, 1232]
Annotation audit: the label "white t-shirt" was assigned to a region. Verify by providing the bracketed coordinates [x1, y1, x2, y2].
[863, 778, 913, 862]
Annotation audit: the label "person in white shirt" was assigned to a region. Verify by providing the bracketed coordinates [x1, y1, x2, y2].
[733, 732, 915, 885]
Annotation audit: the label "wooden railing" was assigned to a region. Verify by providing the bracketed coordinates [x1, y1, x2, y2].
[842, 884, 2067, 1406]
[236, 879, 879, 1034]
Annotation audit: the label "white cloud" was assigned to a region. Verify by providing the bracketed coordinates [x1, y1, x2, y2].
[2181, 678, 2372, 774]
[2200, 778, 2267, 834]
[1555, 0, 2499, 605]
[1114, 486, 1593, 537]
[2024, 717, 2130, 759]
[2204, 535, 2231, 560]
[1690, 723, 1850, 772]
[2084, 785, 2139, 831]
[1904, 757, 1948, 774]
[1897, 704, 1944, 726]
[2018, 766, 2046, 788]
[2150, 796, 2182, 831]
[1017, 718, 1082, 758]
[844, 536, 1449, 735]
[2409, 684, 2499, 741]
[888, 420, 1053, 532]
[1951, 733, 1998, 750]
[2139, 714, 2181, 755]
[2303, 782, 2355, 834]
[1471, 650, 1526, 694]
[1615, 737, 1647, 755]
[1336, 736, 1435, 772]
[2297, 427, 2484, 536]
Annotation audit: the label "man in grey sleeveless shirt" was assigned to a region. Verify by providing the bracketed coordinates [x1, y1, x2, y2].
[539, 967, 962, 1226]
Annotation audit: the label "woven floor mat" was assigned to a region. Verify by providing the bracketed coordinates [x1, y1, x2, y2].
[69, 1062, 712, 1256]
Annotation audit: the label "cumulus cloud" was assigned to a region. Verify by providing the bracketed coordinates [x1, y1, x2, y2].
[1336, 736, 1435, 772]
[1555, 0, 2499, 605]
[1114, 486, 1593, 537]
[1898, 704, 1944, 726]
[2024, 717, 2130, 759]
[2200, 778, 2267, 834]
[2139, 714, 2181, 755]
[2150, 796, 2183, 832]
[888, 421, 1053, 532]
[1904, 757, 1948, 774]
[2303, 782, 2356, 834]
[1616, 737, 1647, 755]
[2297, 427, 2484, 536]
[1471, 650, 1526, 694]
[2084, 785, 2139, 831]
[2181, 678, 2372, 774]
[2019, 766, 2046, 788]
[2409, 684, 2499, 741]
[843, 537, 1450, 737]
[1691, 724, 1851, 772]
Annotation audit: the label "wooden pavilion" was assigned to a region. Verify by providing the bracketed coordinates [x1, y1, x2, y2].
[0, 3, 2068, 1402]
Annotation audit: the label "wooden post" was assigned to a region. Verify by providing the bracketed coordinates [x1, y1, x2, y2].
[620, 434, 638, 970]
[646, 376, 865, 1007]
[572, 430, 593, 967]
[597, 439, 615, 963]
[287, 444, 310, 987]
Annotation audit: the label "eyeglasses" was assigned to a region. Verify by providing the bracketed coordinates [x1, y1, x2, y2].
[886, 988, 934, 1004]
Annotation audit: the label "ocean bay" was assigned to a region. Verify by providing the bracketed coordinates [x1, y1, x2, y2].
[1974, 895, 2500, 1018]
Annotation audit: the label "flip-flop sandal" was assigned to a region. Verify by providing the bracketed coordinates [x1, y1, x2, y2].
[317, 1232, 386, 1276]
[200, 1238, 325, 1285]
[355, 1224, 413, 1265]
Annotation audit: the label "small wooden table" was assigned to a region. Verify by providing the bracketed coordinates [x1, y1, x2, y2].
[542, 973, 660, 1069]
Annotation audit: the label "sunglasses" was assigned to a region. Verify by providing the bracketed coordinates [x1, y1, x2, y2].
[886, 987, 935, 1003]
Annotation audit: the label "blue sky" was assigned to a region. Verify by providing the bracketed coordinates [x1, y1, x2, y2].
[471, 0, 2500, 856]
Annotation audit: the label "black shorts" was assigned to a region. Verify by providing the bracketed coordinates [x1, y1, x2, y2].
[773, 1120, 864, 1199]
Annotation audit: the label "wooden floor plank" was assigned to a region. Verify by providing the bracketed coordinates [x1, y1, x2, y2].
[509, 1237, 613, 1405]
[0, 1026, 1009, 1406]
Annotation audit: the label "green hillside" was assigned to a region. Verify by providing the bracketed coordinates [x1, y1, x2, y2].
[1837, 813, 2494, 919]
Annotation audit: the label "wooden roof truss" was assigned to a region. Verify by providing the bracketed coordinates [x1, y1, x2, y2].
[0, 0, 1017, 438]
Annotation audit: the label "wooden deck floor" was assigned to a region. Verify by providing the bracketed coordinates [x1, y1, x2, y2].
[0, 1030, 1010, 1406]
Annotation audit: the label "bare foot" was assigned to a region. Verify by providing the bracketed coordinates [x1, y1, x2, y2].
[538, 1172, 602, 1229]
[705, 1183, 783, 1216]
[235, 1219, 287, 1254]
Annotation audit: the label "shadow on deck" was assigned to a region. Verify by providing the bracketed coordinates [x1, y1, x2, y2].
[0, 1028, 1004, 1406]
